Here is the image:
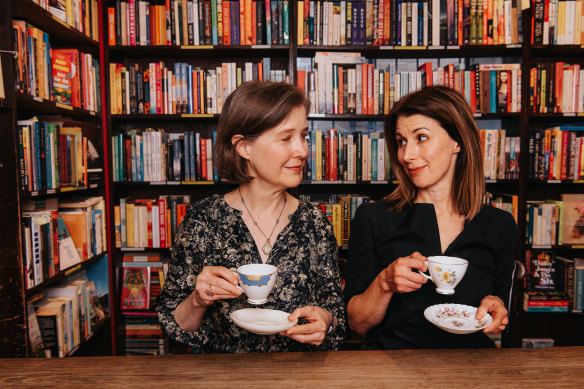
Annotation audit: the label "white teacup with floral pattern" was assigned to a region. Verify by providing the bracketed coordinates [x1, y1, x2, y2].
[418, 256, 468, 295]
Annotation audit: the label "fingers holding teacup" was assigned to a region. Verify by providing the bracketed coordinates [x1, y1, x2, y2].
[384, 253, 429, 293]
[196, 266, 243, 303]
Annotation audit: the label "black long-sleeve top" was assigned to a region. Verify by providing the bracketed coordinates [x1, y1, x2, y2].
[344, 200, 518, 349]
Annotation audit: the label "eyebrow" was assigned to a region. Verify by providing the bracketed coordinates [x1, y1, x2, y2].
[395, 127, 430, 135]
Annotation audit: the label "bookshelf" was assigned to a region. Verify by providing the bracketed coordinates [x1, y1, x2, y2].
[2, 0, 583, 356]
[0, 0, 115, 358]
[100, 0, 525, 352]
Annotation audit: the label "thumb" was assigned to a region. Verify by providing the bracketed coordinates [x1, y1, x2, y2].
[475, 305, 488, 321]
[287, 307, 305, 322]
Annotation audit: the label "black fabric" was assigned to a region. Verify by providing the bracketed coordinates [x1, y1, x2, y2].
[344, 200, 518, 349]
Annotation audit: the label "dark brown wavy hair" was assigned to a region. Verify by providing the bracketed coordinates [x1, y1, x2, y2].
[384, 86, 485, 220]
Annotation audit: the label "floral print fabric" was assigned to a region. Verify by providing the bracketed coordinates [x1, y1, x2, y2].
[157, 194, 345, 353]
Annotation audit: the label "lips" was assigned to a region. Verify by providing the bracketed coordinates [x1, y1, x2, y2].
[286, 166, 303, 172]
[408, 166, 425, 175]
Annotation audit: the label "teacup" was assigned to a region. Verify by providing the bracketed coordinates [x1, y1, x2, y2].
[418, 256, 468, 295]
[236, 264, 278, 305]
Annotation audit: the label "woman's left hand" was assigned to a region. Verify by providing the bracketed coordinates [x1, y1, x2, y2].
[279, 306, 332, 345]
[476, 295, 508, 334]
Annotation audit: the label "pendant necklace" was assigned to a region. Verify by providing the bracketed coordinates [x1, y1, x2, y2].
[239, 187, 287, 256]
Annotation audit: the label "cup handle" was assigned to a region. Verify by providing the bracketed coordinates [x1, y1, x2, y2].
[417, 261, 434, 283]
[229, 268, 244, 292]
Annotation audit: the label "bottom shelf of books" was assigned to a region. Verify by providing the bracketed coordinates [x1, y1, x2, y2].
[27, 255, 111, 358]
[117, 251, 169, 356]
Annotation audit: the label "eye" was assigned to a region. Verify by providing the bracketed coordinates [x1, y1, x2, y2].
[282, 136, 292, 142]
[418, 134, 429, 142]
[396, 138, 406, 146]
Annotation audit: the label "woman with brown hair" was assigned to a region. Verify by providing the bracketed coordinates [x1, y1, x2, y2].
[157, 81, 344, 353]
[345, 86, 517, 349]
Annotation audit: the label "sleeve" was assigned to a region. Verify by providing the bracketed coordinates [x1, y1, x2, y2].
[344, 204, 381, 303]
[156, 207, 208, 348]
[493, 211, 519, 305]
[312, 211, 346, 351]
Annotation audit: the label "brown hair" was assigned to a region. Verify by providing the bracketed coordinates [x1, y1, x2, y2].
[384, 85, 485, 220]
[214, 81, 311, 183]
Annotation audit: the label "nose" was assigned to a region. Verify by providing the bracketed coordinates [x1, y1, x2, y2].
[402, 141, 417, 162]
[293, 135, 309, 160]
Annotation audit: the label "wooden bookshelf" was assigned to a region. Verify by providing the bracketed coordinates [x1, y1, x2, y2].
[0, 0, 114, 358]
[3, 0, 584, 357]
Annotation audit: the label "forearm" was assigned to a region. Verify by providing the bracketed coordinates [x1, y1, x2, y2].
[346, 272, 394, 335]
[173, 292, 208, 332]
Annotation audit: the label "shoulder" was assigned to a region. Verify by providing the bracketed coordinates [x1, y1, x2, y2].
[476, 205, 518, 234]
[353, 198, 406, 226]
[296, 200, 331, 228]
[182, 194, 231, 227]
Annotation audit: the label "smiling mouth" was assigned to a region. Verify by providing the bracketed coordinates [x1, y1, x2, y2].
[408, 166, 425, 175]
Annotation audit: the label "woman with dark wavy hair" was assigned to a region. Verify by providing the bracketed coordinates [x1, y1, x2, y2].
[345, 86, 518, 349]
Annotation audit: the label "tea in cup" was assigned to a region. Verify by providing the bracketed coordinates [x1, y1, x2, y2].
[236, 264, 278, 304]
[418, 256, 468, 295]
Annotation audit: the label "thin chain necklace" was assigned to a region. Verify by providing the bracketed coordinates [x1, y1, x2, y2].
[239, 187, 287, 256]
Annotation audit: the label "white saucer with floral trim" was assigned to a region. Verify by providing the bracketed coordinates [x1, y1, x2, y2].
[230, 308, 297, 335]
[424, 304, 492, 335]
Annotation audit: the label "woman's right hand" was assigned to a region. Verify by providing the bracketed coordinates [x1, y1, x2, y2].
[381, 251, 429, 294]
[192, 266, 242, 307]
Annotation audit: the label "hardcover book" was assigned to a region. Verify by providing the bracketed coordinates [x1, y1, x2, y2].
[121, 267, 151, 310]
[561, 194, 584, 244]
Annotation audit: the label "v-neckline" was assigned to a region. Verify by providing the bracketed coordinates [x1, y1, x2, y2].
[220, 195, 302, 264]
[419, 203, 468, 255]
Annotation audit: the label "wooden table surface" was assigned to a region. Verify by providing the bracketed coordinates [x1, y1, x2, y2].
[1, 347, 583, 388]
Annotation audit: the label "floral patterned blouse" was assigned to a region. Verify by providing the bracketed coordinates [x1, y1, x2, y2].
[156, 194, 346, 353]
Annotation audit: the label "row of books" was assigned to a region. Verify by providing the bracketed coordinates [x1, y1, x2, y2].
[524, 250, 584, 313]
[123, 315, 168, 355]
[111, 130, 217, 182]
[528, 126, 584, 181]
[298, 0, 523, 47]
[299, 193, 372, 247]
[120, 253, 167, 355]
[530, 62, 584, 114]
[12, 21, 102, 112]
[532, 0, 584, 45]
[27, 258, 111, 358]
[526, 194, 584, 247]
[479, 130, 520, 180]
[108, 0, 290, 46]
[109, 59, 286, 115]
[306, 129, 392, 182]
[120, 252, 167, 309]
[488, 193, 518, 222]
[32, 0, 100, 41]
[21, 196, 107, 289]
[299, 53, 522, 115]
[16, 117, 103, 192]
[29, 279, 93, 357]
[115, 195, 192, 249]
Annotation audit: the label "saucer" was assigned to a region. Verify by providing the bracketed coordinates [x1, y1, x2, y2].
[230, 308, 297, 335]
[424, 304, 493, 335]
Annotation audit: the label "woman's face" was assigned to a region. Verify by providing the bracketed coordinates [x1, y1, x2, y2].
[395, 114, 460, 193]
[240, 105, 309, 189]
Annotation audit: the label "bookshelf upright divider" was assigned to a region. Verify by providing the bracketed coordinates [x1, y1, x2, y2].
[1, 0, 115, 357]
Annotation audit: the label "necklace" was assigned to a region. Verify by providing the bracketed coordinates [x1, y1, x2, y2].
[239, 187, 287, 256]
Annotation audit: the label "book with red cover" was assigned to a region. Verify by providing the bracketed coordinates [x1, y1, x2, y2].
[121, 267, 150, 310]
